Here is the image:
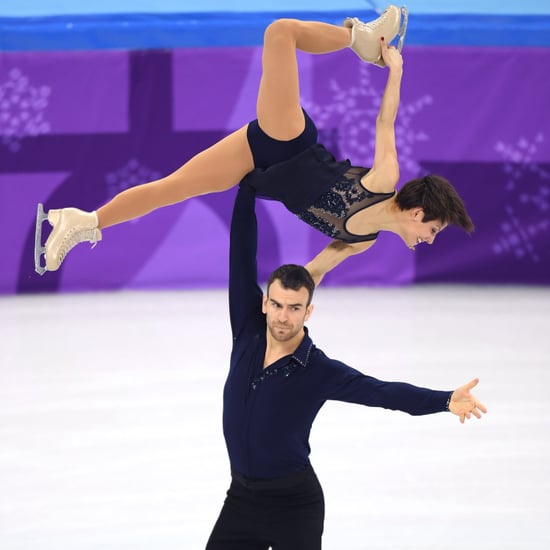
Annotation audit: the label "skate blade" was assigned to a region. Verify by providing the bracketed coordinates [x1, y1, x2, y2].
[397, 6, 409, 53]
[34, 203, 48, 275]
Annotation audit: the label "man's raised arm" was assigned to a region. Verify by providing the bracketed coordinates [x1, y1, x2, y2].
[228, 184, 264, 337]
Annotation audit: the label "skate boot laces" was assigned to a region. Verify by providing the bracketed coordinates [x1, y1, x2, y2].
[57, 226, 101, 264]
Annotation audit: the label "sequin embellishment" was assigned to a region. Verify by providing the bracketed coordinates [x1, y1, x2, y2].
[251, 343, 314, 390]
[296, 167, 395, 243]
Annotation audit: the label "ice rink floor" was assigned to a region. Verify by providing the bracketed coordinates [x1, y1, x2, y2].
[1, 285, 549, 549]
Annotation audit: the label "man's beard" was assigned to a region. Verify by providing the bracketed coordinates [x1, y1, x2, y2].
[267, 322, 299, 342]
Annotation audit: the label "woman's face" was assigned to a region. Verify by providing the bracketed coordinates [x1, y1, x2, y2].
[404, 209, 446, 251]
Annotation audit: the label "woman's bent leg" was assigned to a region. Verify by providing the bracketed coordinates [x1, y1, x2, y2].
[256, 19, 350, 141]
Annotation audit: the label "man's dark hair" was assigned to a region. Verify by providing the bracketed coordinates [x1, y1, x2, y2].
[396, 175, 474, 233]
[268, 264, 315, 306]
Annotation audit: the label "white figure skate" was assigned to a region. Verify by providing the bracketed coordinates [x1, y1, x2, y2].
[34, 203, 102, 275]
[344, 5, 409, 66]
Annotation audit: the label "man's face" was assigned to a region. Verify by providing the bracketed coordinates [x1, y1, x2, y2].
[262, 279, 313, 343]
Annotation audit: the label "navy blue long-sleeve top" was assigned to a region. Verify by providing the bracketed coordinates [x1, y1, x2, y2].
[224, 185, 451, 479]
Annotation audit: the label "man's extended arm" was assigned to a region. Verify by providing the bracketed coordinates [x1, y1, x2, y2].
[321, 360, 486, 421]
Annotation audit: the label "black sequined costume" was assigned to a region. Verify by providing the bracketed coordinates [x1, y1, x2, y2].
[296, 163, 396, 243]
[242, 139, 395, 244]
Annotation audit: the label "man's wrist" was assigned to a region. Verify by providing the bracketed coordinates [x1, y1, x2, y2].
[445, 391, 453, 412]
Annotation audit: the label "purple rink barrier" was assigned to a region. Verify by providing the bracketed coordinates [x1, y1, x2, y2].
[1, 45, 549, 294]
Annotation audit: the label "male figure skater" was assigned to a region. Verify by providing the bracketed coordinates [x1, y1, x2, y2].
[205, 183, 486, 549]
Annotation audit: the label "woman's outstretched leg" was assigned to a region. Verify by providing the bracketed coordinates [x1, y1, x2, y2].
[97, 125, 253, 228]
[41, 125, 254, 272]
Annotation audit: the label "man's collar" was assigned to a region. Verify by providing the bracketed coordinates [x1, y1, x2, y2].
[291, 326, 314, 368]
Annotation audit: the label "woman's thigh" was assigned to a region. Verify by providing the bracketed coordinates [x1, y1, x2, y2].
[155, 125, 254, 205]
[256, 20, 305, 141]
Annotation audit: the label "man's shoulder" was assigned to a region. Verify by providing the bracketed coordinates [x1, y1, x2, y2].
[308, 345, 348, 370]
[233, 307, 266, 341]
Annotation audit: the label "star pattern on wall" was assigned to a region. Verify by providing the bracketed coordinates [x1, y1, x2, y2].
[0, 68, 51, 152]
[493, 133, 549, 263]
[301, 63, 432, 177]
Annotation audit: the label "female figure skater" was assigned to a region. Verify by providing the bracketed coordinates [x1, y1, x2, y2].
[35, 5, 473, 284]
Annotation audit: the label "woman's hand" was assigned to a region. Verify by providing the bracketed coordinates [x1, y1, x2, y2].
[380, 38, 403, 71]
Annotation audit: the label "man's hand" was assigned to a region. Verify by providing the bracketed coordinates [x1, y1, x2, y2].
[449, 378, 487, 424]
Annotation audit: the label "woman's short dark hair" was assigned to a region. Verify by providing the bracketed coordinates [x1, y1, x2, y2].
[268, 264, 315, 306]
[396, 175, 474, 233]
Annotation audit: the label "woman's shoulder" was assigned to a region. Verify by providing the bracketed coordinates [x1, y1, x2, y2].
[360, 166, 398, 194]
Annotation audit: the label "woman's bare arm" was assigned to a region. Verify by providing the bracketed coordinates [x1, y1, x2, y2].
[369, 40, 403, 191]
[305, 239, 375, 286]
